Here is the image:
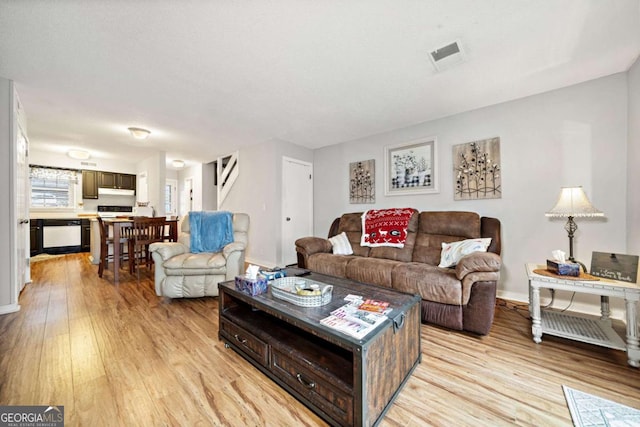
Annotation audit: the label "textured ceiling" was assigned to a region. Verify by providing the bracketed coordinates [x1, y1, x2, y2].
[1, 1, 639, 168]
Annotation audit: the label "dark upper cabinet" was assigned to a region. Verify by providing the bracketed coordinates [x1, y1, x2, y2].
[118, 173, 136, 191]
[98, 171, 136, 192]
[82, 170, 99, 199]
[99, 171, 117, 188]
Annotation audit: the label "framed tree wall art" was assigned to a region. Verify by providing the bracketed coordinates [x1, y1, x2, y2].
[349, 159, 375, 203]
[453, 136, 501, 200]
[384, 138, 438, 196]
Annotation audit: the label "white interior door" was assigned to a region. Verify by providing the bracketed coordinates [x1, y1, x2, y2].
[15, 101, 29, 292]
[282, 157, 313, 266]
[182, 177, 193, 215]
[137, 171, 148, 203]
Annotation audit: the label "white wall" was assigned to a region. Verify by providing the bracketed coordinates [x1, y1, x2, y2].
[628, 56, 640, 255]
[220, 139, 313, 267]
[202, 161, 216, 210]
[137, 151, 166, 216]
[29, 150, 137, 175]
[313, 73, 629, 316]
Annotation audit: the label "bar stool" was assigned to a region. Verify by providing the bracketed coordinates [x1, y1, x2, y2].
[96, 217, 128, 278]
[128, 217, 167, 274]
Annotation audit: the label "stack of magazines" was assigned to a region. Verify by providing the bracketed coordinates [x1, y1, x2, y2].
[320, 299, 391, 340]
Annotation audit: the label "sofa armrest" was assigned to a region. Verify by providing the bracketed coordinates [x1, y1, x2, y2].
[295, 237, 333, 269]
[223, 241, 246, 258]
[296, 237, 332, 256]
[149, 242, 188, 261]
[455, 252, 502, 280]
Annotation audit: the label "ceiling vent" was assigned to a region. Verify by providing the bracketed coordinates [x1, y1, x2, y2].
[429, 40, 466, 72]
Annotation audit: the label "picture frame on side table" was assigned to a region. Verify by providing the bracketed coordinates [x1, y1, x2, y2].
[590, 252, 639, 283]
[384, 137, 438, 196]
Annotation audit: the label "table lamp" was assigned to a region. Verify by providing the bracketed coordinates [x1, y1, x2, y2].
[545, 186, 603, 270]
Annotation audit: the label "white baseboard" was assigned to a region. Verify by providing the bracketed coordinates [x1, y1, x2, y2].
[0, 303, 20, 315]
[245, 257, 278, 269]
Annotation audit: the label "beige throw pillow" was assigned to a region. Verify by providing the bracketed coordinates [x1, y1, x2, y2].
[438, 238, 492, 268]
[329, 232, 353, 255]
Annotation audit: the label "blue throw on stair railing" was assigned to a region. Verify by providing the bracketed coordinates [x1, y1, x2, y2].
[189, 211, 234, 253]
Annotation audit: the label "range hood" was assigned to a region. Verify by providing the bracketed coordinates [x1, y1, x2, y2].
[98, 187, 135, 196]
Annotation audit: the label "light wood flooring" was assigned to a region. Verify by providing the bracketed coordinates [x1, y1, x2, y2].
[1, 253, 639, 426]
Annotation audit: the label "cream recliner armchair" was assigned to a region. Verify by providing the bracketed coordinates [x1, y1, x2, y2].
[149, 213, 249, 298]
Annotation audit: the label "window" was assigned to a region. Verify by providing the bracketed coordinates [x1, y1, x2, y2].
[30, 166, 78, 209]
[165, 179, 178, 216]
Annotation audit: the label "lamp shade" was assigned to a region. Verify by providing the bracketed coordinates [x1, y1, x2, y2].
[545, 186, 604, 218]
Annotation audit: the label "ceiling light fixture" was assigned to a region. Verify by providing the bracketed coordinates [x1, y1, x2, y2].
[172, 160, 185, 168]
[67, 149, 91, 160]
[128, 127, 151, 139]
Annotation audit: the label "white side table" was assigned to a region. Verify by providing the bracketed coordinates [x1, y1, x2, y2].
[526, 263, 640, 367]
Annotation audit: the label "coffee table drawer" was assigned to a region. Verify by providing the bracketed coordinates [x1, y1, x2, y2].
[271, 348, 353, 426]
[220, 318, 269, 367]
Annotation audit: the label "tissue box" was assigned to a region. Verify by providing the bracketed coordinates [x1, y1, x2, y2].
[235, 276, 269, 296]
[546, 259, 580, 276]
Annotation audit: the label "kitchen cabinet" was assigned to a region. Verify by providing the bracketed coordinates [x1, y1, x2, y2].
[82, 170, 99, 199]
[30, 219, 43, 257]
[99, 171, 136, 191]
[118, 173, 136, 190]
[99, 171, 117, 188]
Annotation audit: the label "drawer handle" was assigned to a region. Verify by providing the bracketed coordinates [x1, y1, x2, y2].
[296, 373, 316, 389]
[233, 334, 247, 344]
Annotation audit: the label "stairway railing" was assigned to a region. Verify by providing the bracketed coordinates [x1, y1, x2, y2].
[217, 151, 239, 209]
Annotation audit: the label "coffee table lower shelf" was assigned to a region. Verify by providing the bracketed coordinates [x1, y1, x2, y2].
[540, 310, 626, 351]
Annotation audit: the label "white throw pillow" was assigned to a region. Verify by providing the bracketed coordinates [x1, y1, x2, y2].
[438, 238, 492, 268]
[329, 232, 353, 255]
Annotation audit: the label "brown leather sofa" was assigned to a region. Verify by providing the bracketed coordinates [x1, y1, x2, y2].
[295, 210, 501, 335]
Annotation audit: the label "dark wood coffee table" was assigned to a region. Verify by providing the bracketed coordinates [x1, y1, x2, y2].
[218, 271, 421, 427]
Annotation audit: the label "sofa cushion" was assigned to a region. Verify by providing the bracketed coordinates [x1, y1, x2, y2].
[308, 253, 354, 278]
[337, 213, 370, 257]
[392, 263, 464, 305]
[163, 252, 227, 275]
[345, 257, 402, 288]
[412, 211, 482, 264]
[419, 211, 481, 237]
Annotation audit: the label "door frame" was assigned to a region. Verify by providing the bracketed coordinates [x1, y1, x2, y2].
[281, 156, 313, 267]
